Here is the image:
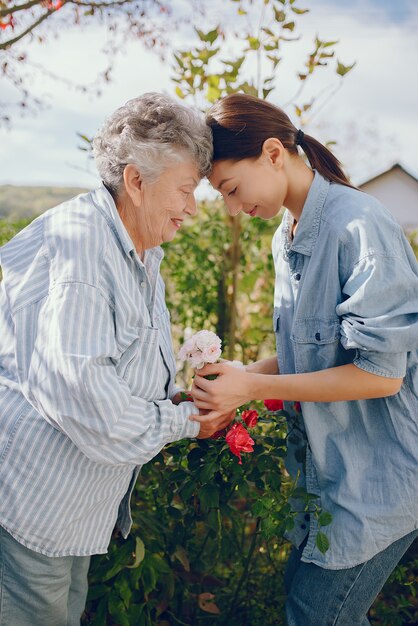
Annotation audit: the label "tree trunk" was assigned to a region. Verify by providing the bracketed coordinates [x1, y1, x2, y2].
[227, 214, 241, 360]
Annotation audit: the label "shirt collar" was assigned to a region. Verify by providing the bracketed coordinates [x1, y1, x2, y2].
[283, 170, 330, 257]
[91, 183, 164, 266]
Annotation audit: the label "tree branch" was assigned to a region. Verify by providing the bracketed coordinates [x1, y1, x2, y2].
[0, 0, 141, 18]
[65, 0, 145, 7]
[0, 8, 52, 49]
[0, 0, 43, 19]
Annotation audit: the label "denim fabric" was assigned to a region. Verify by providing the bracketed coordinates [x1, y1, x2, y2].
[284, 528, 418, 626]
[0, 526, 90, 626]
[272, 171, 418, 568]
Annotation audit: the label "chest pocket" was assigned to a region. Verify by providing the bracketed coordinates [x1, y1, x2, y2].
[117, 326, 161, 400]
[291, 318, 349, 373]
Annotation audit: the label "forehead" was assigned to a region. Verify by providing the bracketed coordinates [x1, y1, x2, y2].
[163, 160, 200, 184]
[209, 159, 243, 187]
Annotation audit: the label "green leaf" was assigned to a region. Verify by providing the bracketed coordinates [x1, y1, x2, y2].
[173, 546, 190, 571]
[291, 7, 309, 14]
[173, 53, 185, 69]
[316, 531, 330, 554]
[179, 479, 196, 501]
[252, 500, 267, 517]
[199, 483, 220, 511]
[87, 584, 109, 601]
[336, 60, 356, 76]
[198, 48, 220, 63]
[222, 56, 245, 72]
[247, 36, 261, 50]
[322, 39, 339, 47]
[267, 54, 282, 69]
[141, 560, 159, 596]
[108, 595, 128, 623]
[126, 536, 145, 569]
[273, 7, 285, 21]
[194, 28, 219, 44]
[117, 577, 132, 607]
[206, 27, 220, 44]
[318, 511, 333, 527]
[283, 21, 295, 31]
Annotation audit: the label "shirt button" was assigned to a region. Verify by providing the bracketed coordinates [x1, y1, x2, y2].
[140, 280, 145, 288]
[300, 523, 307, 530]
[295, 273, 301, 281]
[315, 332, 321, 341]
[304, 513, 310, 522]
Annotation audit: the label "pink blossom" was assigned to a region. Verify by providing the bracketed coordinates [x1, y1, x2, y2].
[178, 330, 222, 369]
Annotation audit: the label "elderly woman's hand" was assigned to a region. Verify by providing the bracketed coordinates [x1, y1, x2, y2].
[191, 362, 254, 415]
[194, 408, 236, 439]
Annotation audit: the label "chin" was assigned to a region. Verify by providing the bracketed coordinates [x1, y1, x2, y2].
[163, 231, 177, 244]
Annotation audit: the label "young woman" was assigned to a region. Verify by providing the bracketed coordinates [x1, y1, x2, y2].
[190, 93, 418, 625]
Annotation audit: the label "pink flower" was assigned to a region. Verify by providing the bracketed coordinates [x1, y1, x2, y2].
[201, 343, 222, 363]
[241, 409, 258, 428]
[264, 399, 284, 411]
[178, 330, 222, 369]
[225, 423, 254, 465]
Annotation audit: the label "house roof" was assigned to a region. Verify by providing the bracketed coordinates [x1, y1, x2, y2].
[358, 162, 418, 188]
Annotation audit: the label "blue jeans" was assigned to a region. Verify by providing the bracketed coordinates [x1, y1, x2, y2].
[284, 529, 418, 626]
[0, 526, 91, 626]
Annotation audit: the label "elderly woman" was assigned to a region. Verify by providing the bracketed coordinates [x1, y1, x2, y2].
[0, 93, 233, 626]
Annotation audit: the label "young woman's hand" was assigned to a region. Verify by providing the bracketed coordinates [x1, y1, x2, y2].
[191, 362, 253, 415]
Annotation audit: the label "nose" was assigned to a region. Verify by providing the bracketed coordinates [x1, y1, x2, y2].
[185, 194, 197, 217]
[226, 198, 243, 217]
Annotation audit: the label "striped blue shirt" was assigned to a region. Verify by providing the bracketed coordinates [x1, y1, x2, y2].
[0, 185, 199, 557]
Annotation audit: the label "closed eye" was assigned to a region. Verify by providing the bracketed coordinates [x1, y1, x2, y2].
[227, 187, 237, 197]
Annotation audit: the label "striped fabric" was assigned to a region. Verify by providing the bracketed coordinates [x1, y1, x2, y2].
[0, 185, 199, 557]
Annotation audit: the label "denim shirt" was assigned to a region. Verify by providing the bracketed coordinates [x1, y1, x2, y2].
[272, 171, 418, 569]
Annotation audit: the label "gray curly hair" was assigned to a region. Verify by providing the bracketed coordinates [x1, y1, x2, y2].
[93, 92, 213, 193]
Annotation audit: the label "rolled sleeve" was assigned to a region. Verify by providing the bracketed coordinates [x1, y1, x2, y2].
[353, 350, 407, 378]
[337, 251, 418, 378]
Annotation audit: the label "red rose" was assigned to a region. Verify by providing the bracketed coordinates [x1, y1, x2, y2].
[225, 423, 254, 465]
[241, 409, 258, 428]
[263, 399, 284, 411]
[293, 402, 302, 413]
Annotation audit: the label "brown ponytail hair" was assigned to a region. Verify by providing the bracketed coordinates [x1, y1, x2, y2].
[206, 93, 355, 189]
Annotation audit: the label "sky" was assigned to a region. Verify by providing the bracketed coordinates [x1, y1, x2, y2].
[0, 0, 417, 193]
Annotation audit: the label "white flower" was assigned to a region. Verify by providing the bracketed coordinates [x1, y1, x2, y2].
[178, 330, 222, 369]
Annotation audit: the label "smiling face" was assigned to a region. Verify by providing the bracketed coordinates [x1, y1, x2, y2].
[119, 160, 200, 252]
[208, 152, 288, 221]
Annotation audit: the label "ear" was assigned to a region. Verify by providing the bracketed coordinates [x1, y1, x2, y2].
[122, 164, 143, 206]
[261, 137, 285, 168]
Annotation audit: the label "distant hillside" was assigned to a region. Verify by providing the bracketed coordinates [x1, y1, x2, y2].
[0, 185, 89, 219]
